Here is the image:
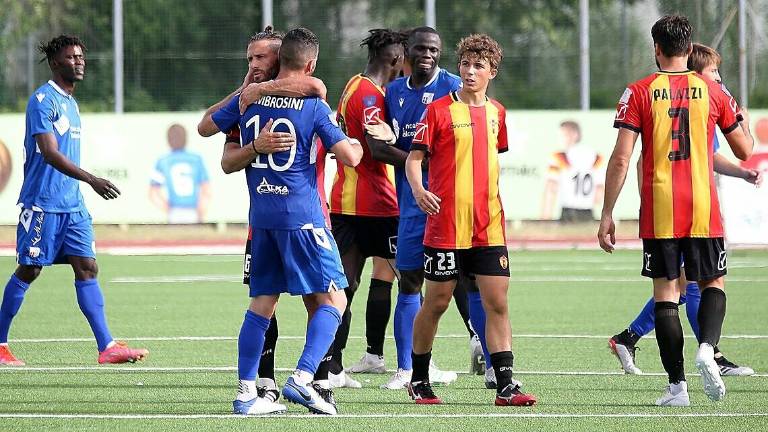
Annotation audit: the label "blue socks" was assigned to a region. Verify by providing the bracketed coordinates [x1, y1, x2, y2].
[238, 310, 271, 380]
[467, 291, 491, 365]
[296, 304, 341, 375]
[0, 275, 30, 343]
[628, 297, 656, 337]
[628, 282, 701, 340]
[74, 279, 114, 352]
[684, 282, 701, 341]
[394, 292, 420, 370]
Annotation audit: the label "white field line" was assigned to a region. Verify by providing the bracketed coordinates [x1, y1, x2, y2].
[1, 413, 768, 420]
[0, 366, 765, 378]
[10, 333, 768, 343]
[108, 275, 768, 283]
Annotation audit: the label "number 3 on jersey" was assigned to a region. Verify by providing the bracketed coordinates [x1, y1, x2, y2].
[246, 114, 297, 171]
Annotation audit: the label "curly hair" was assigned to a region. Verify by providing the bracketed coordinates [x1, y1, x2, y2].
[455, 33, 503, 69]
[38, 34, 86, 64]
[360, 28, 407, 62]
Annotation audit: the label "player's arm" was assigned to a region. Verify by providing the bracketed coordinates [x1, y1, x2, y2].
[35, 133, 120, 200]
[239, 77, 327, 114]
[723, 121, 754, 161]
[198, 67, 257, 137]
[365, 119, 409, 167]
[148, 184, 168, 211]
[328, 138, 363, 167]
[197, 181, 211, 221]
[598, 128, 638, 252]
[714, 153, 762, 185]
[221, 120, 295, 174]
[405, 149, 440, 215]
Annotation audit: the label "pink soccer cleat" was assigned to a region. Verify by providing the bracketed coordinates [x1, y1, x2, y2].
[98, 341, 149, 364]
[0, 345, 25, 366]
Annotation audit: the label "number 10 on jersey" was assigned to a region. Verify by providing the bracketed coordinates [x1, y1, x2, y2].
[245, 114, 297, 171]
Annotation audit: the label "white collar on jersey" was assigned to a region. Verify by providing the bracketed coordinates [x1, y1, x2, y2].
[47, 80, 72, 98]
[406, 67, 441, 90]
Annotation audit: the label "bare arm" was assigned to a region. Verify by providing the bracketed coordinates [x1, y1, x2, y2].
[713, 153, 762, 185]
[724, 120, 754, 161]
[364, 119, 408, 167]
[36, 133, 120, 200]
[221, 119, 295, 174]
[597, 128, 638, 252]
[198, 67, 256, 137]
[239, 77, 327, 114]
[328, 138, 363, 167]
[405, 149, 440, 215]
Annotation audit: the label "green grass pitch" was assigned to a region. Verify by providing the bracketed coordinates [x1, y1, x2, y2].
[0, 250, 766, 431]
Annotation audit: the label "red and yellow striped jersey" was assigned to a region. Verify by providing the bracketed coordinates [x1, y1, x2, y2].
[331, 74, 398, 217]
[411, 92, 508, 249]
[614, 71, 741, 239]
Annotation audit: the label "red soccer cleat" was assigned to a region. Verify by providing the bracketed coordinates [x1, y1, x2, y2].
[407, 381, 442, 405]
[98, 341, 149, 364]
[495, 382, 537, 406]
[0, 345, 25, 366]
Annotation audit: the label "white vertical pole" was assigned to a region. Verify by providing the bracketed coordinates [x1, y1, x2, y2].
[738, 0, 748, 107]
[262, 0, 273, 30]
[579, 0, 590, 110]
[425, 0, 436, 28]
[113, 0, 123, 114]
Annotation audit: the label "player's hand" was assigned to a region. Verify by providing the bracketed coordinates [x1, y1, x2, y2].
[745, 168, 763, 186]
[413, 188, 441, 215]
[241, 66, 257, 90]
[89, 177, 121, 200]
[239, 83, 263, 114]
[364, 119, 396, 145]
[597, 214, 616, 253]
[250, 119, 295, 154]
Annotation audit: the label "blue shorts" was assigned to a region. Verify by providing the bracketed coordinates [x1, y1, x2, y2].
[395, 215, 426, 271]
[249, 226, 348, 297]
[16, 208, 95, 266]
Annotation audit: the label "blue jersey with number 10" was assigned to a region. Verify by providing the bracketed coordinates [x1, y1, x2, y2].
[212, 95, 346, 230]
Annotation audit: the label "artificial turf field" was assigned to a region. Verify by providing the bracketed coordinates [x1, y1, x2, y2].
[0, 250, 766, 431]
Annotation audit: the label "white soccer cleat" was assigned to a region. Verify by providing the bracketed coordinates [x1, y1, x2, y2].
[655, 381, 690, 407]
[609, 337, 643, 375]
[233, 379, 287, 415]
[346, 352, 386, 374]
[696, 343, 726, 401]
[469, 335, 485, 375]
[716, 356, 756, 376]
[429, 360, 458, 386]
[381, 368, 412, 390]
[484, 367, 497, 389]
[328, 370, 362, 389]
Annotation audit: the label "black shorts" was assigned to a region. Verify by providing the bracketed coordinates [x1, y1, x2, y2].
[560, 207, 594, 223]
[423, 246, 510, 282]
[330, 214, 398, 259]
[641, 237, 727, 281]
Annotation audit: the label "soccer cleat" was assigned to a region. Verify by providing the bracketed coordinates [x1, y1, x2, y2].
[495, 380, 537, 406]
[484, 367, 497, 389]
[407, 381, 442, 405]
[716, 355, 755, 376]
[469, 335, 485, 375]
[329, 370, 362, 388]
[429, 360, 458, 386]
[233, 386, 287, 415]
[609, 336, 642, 374]
[97, 341, 149, 364]
[346, 352, 386, 374]
[282, 376, 337, 415]
[312, 384, 337, 413]
[0, 345, 25, 366]
[256, 378, 281, 404]
[381, 368, 412, 390]
[696, 344, 726, 401]
[655, 381, 690, 407]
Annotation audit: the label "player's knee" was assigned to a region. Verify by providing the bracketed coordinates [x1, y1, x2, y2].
[14, 265, 41, 284]
[75, 259, 99, 280]
[482, 297, 508, 317]
[398, 270, 423, 295]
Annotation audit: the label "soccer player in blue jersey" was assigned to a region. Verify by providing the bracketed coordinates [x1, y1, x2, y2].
[0, 35, 148, 366]
[609, 43, 759, 378]
[203, 27, 363, 416]
[149, 124, 211, 224]
[365, 27, 490, 389]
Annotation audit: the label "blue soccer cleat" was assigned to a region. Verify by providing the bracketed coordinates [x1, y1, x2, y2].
[282, 376, 337, 415]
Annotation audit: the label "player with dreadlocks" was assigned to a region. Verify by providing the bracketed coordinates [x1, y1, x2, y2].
[0, 35, 148, 366]
[320, 29, 407, 388]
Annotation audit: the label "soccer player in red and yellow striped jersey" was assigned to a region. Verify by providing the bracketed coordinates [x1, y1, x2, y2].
[598, 16, 754, 407]
[404, 33, 536, 407]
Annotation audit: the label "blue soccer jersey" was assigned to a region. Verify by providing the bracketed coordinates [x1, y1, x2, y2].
[150, 150, 209, 208]
[18, 80, 85, 213]
[384, 68, 462, 218]
[212, 95, 347, 230]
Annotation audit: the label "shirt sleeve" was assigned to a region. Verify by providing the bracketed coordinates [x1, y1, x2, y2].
[613, 85, 641, 132]
[497, 106, 508, 153]
[714, 83, 740, 134]
[410, 105, 436, 154]
[28, 95, 56, 137]
[211, 96, 241, 134]
[314, 99, 348, 151]
[150, 159, 165, 186]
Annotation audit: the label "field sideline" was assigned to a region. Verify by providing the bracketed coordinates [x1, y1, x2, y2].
[0, 250, 766, 431]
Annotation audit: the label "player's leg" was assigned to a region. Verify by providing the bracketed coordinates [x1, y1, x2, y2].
[0, 265, 40, 366]
[644, 239, 689, 407]
[353, 256, 394, 371]
[462, 275, 491, 377]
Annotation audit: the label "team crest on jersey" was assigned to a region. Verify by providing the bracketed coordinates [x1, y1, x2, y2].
[363, 95, 377, 107]
[615, 104, 628, 121]
[422, 92, 434, 104]
[499, 255, 508, 270]
[399, 97, 405, 107]
[363, 106, 382, 124]
[413, 122, 427, 143]
[36, 93, 46, 103]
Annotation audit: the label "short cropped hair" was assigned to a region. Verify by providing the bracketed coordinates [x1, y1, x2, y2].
[407, 26, 439, 47]
[651, 15, 692, 57]
[279, 27, 319, 70]
[38, 34, 86, 64]
[687, 43, 721, 73]
[455, 33, 503, 70]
